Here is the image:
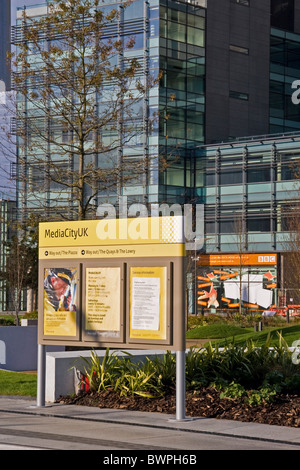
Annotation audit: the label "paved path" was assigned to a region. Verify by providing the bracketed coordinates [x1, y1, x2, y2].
[0, 396, 300, 452]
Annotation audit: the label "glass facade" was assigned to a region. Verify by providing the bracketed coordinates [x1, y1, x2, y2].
[198, 134, 300, 254]
[12, 0, 206, 220]
[270, 28, 300, 133]
[0, 200, 16, 311]
[158, 0, 205, 204]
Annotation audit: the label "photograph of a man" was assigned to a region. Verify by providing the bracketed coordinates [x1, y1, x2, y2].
[44, 268, 77, 313]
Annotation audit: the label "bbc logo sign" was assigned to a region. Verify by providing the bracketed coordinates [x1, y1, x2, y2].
[258, 255, 276, 263]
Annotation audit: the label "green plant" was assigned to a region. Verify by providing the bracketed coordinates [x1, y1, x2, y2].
[77, 337, 300, 406]
[24, 310, 38, 319]
[0, 317, 15, 326]
[246, 386, 278, 406]
[114, 360, 162, 398]
[80, 348, 126, 392]
[146, 351, 176, 390]
[219, 381, 246, 400]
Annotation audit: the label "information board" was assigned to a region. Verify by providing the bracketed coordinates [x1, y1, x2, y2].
[38, 216, 186, 350]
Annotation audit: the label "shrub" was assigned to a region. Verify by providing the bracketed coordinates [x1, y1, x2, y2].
[78, 335, 300, 406]
[0, 317, 15, 326]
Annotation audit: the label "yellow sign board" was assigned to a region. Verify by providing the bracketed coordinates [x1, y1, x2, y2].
[39, 217, 185, 259]
[39, 217, 185, 247]
[38, 217, 185, 350]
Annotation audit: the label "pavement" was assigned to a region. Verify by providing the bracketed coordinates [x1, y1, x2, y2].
[0, 395, 300, 450]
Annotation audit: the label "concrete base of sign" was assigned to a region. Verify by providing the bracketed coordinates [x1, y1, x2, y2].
[45, 349, 166, 403]
[168, 417, 195, 423]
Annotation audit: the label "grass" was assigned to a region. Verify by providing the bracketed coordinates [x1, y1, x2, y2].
[0, 370, 37, 397]
[186, 322, 300, 347]
[186, 323, 252, 340]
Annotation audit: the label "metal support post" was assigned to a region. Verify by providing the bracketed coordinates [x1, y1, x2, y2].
[176, 349, 186, 421]
[36, 344, 46, 407]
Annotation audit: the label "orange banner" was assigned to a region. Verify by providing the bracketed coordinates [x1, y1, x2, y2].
[198, 253, 277, 266]
[197, 282, 212, 288]
[243, 302, 259, 309]
[219, 272, 239, 280]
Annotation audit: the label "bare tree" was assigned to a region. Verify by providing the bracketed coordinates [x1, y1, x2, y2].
[0, 218, 38, 324]
[8, 0, 159, 221]
[283, 202, 300, 304]
[233, 214, 247, 315]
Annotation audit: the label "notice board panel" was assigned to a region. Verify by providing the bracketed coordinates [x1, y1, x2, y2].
[38, 217, 186, 350]
[39, 260, 81, 342]
[82, 260, 125, 344]
[129, 265, 169, 344]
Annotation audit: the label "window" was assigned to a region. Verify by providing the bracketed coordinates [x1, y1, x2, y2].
[220, 220, 235, 233]
[167, 22, 186, 43]
[248, 218, 270, 232]
[229, 91, 249, 101]
[206, 173, 216, 186]
[187, 27, 204, 47]
[205, 220, 216, 234]
[230, 44, 249, 55]
[231, 0, 250, 5]
[271, 0, 294, 32]
[248, 168, 270, 183]
[220, 169, 243, 185]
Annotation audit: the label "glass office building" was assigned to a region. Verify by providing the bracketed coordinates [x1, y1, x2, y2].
[270, 28, 300, 134]
[12, 0, 206, 220]
[200, 133, 300, 254]
[192, 133, 300, 315]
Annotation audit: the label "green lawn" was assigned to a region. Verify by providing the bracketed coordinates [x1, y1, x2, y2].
[0, 370, 37, 397]
[186, 322, 300, 347]
[186, 324, 252, 340]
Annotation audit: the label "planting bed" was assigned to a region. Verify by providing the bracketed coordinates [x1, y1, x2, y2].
[59, 386, 300, 428]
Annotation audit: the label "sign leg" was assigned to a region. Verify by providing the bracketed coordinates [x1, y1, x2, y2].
[36, 344, 46, 407]
[176, 349, 186, 420]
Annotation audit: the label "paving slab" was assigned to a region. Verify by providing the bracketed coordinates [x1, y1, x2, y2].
[0, 395, 300, 448]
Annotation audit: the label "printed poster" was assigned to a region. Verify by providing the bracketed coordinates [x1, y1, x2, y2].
[43, 267, 77, 336]
[85, 267, 120, 333]
[197, 266, 277, 311]
[130, 266, 167, 340]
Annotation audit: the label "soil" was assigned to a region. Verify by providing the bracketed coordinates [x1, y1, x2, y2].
[58, 387, 300, 428]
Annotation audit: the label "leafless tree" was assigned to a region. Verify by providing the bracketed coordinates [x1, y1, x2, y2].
[8, 0, 160, 221]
